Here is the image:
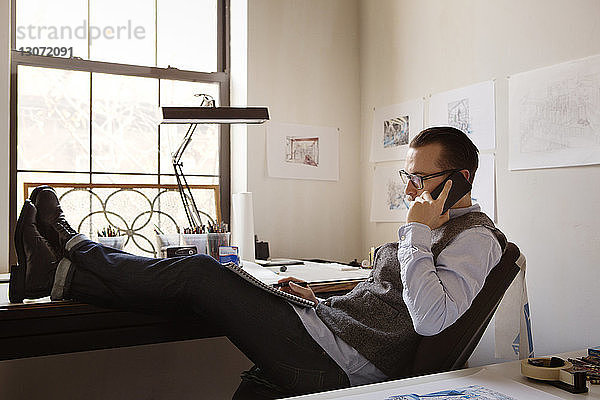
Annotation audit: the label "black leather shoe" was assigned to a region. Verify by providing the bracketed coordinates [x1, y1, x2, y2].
[11, 200, 59, 302]
[30, 186, 78, 255]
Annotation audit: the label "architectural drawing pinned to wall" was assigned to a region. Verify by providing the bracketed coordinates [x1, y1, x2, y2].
[370, 163, 409, 222]
[370, 99, 423, 162]
[267, 122, 339, 181]
[472, 153, 496, 221]
[509, 54, 600, 170]
[285, 136, 319, 167]
[428, 80, 496, 151]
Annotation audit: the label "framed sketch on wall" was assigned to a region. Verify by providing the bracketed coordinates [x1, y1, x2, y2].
[370, 163, 409, 222]
[428, 80, 496, 151]
[509, 53, 600, 170]
[370, 99, 424, 162]
[266, 122, 339, 181]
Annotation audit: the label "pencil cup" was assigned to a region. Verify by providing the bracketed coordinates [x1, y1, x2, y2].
[207, 232, 231, 260]
[181, 233, 208, 254]
[98, 235, 127, 250]
[156, 234, 181, 251]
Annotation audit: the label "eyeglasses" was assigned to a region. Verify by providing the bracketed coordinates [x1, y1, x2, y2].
[399, 169, 460, 190]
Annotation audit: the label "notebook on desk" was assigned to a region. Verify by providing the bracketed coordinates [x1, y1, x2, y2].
[223, 262, 315, 308]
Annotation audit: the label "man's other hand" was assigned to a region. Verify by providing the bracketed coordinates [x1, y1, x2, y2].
[406, 180, 452, 229]
[277, 277, 318, 306]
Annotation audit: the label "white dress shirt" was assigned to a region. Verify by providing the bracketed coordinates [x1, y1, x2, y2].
[292, 204, 502, 385]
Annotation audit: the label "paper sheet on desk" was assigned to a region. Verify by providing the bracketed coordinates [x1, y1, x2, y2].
[315, 369, 562, 400]
[240, 260, 280, 285]
[269, 262, 372, 283]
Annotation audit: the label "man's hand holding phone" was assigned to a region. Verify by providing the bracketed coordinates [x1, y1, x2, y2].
[407, 180, 453, 229]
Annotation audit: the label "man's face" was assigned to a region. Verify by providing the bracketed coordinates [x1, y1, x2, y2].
[403, 143, 450, 201]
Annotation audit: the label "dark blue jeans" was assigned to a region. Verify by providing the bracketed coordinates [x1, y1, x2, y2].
[63, 240, 349, 396]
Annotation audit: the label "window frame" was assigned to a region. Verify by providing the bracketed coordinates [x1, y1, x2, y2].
[9, 0, 231, 265]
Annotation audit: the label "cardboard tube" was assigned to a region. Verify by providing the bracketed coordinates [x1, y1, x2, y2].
[232, 192, 255, 262]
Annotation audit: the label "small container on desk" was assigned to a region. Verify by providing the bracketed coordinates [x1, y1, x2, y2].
[207, 232, 231, 260]
[156, 233, 181, 250]
[98, 235, 127, 251]
[181, 233, 208, 255]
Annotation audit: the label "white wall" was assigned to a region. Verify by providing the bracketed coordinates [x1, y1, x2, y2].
[245, 0, 362, 262]
[359, 0, 600, 364]
[1, 0, 10, 272]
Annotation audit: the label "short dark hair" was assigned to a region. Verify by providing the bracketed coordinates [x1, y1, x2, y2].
[409, 126, 479, 183]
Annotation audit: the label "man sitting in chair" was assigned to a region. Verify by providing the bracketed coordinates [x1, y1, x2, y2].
[13, 126, 505, 398]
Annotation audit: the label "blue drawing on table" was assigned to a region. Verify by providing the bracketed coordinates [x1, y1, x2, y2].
[386, 384, 517, 400]
[285, 136, 319, 167]
[387, 178, 409, 210]
[448, 98, 472, 135]
[383, 115, 410, 148]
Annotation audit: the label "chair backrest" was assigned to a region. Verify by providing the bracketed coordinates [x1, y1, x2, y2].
[410, 241, 521, 376]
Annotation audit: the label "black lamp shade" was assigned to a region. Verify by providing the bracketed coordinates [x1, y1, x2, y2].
[162, 107, 269, 124]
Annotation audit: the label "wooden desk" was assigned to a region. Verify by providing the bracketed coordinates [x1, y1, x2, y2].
[285, 350, 598, 399]
[0, 275, 364, 361]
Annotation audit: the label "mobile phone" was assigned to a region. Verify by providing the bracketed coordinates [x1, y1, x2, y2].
[429, 171, 472, 215]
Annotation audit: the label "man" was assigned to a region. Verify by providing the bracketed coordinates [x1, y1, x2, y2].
[12, 126, 505, 398]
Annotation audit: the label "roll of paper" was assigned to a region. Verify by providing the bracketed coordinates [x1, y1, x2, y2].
[232, 192, 256, 262]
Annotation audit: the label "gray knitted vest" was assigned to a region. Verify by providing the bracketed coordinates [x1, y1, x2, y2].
[315, 211, 506, 379]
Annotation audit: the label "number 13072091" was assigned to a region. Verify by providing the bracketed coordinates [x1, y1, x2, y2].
[18, 46, 74, 58]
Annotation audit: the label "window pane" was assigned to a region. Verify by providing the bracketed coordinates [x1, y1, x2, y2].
[92, 73, 159, 174]
[160, 80, 220, 176]
[17, 66, 90, 172]
[160, 124, 219, 176]
[157, 0, 218, 72]
[16, 0, 88, 58]
[160, 79, 220, 107]
[154, 176, 220, 230]
[89, 0, 155, 65]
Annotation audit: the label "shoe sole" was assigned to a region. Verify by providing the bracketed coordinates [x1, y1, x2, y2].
[29, 185, 54, 205]
[10, 203, 28, 303]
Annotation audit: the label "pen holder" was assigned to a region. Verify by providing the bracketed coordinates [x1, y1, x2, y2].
[181, 233, 208, 255]
[156, 233, 181, 251]
[98, 235, 127, 250]
[207, 232, 231, 260]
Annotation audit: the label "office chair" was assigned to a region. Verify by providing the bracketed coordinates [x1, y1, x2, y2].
[410, 241, 521, 376]
[233, 241, 522, 400]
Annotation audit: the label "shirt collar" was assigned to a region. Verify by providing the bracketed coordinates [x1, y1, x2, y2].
[449, 203, 481, 219]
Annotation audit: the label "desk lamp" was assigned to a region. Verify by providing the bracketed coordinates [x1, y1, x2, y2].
[161, 94, 269, 232]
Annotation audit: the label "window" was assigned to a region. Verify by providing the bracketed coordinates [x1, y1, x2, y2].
[10, 0, 230, 260]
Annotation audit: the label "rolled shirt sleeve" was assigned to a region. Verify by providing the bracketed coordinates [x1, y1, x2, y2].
[398, 222, 502, 336]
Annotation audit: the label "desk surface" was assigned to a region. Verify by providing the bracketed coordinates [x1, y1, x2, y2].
[285, 350, 598, 400]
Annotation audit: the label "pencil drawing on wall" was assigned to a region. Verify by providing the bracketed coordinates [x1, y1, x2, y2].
[383, 116, 409, 148]
[387, 177, 408, 210]
[509, 53, 600, 170]
[370, 164, 408, 222]
[518, 76, 599, 154]
[267, 122, 339, 181]
[285, 136, 319, 167]
[448, 98, 472, 135]
[428, 80, 496, 151]
[370, 99, 423, 162]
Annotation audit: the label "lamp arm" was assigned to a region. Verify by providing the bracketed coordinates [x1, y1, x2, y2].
[172, 123, 197, 165]
[171, 122, 217, 231]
